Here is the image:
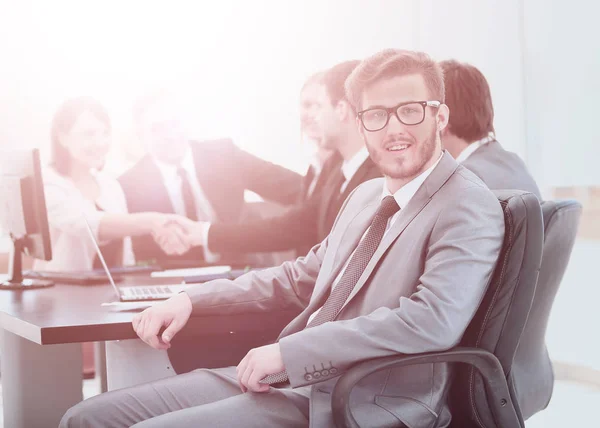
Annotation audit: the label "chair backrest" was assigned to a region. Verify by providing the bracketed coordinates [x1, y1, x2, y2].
[449, 190, 544, 427]
[509, 200, 582, 420]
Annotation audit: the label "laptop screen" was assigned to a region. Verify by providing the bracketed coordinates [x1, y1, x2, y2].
[82, 216, 121, 299]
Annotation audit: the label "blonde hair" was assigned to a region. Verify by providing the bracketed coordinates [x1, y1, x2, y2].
[345, 49, 445, 111]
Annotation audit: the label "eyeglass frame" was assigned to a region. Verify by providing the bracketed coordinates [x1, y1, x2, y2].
[357, 100, 441, 132]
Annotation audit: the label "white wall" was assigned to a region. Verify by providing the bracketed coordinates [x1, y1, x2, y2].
[523, 0, 599, 188]
[415, 0, 529, 163]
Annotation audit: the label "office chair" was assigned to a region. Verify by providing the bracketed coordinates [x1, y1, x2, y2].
[510, 200, 582, 419]
[332, 190, 550, 428]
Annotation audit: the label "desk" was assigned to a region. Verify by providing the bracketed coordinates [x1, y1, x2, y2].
[0, 275, 298, 428]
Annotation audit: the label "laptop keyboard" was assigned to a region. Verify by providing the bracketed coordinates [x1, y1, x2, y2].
[127, 286, 173, 297]
[134, 287, 171, 296]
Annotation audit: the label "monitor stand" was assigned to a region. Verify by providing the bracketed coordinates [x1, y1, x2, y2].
[0, 237, 53, 289]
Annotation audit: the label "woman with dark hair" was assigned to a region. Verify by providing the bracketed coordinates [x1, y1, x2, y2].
[34, 96, 187, 272]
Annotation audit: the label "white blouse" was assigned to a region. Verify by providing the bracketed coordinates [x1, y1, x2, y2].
[33, 167, 135, 272]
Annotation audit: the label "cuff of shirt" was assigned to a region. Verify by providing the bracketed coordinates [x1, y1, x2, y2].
[202, 223, 220, 263]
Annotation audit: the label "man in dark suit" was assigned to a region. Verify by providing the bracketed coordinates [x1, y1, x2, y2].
[118, 92, 303, 267]
[440, 59, 542, 198]
[297, 70, 334, 204]
[165, 60, 382, 257]
[61, 49, 504, 428]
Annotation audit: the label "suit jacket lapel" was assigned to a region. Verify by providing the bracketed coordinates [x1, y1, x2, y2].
[339, 158, 378, 203]
[189, 144, 236, 223]
[298, 165, 315, 202]
[341, 152, 459, 308]
[320, 157, 379, 237]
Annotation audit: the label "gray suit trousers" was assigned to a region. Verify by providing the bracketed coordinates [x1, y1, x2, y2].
[60, 367, 310, 428]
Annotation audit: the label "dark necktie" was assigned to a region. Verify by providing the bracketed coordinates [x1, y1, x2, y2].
[177, 167, 198, 221]
[262, 195, 400, 385]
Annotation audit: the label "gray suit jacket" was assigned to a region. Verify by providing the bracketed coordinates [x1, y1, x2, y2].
[186, 152, 505, 428]
[461, 140, 542, 199]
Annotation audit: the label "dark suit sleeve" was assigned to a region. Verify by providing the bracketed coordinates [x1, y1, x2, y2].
[230, 144, 303, 206]
[207, 198, 320, 254]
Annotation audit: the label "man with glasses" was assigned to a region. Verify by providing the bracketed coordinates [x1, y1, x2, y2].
[118, 91, 303, 267]
[439, 60, 541, 198]
[61, 50, 504, 428]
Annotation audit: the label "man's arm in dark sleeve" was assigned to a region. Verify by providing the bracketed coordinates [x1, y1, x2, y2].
[207, 198, 320, 254]
[232, 144, 304, 206]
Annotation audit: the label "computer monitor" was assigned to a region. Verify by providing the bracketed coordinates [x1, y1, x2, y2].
[0, 148, 54, 289]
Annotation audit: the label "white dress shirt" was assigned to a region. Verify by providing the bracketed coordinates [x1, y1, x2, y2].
[307, 153, 443, 325]
[306, 153, 326, 198]
[152, 149, 216, 222]
[33, 168, 135, 271]
[340, 147, 370, 193]
[153, 149, 220, 263]
[455, 132, 496, 163]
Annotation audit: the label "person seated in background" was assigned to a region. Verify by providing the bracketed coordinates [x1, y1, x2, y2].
[60, 49, 505, 428]
[297, 70, 336, 203]
[162, 60, 382, 258]
[440, 59, 542, 198]
[118, 91, 303, 268]
[35, 96, 189, 379]
[35, 96, 189, 273]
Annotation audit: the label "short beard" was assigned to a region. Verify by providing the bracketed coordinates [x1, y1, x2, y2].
[373, 126, 439, 181]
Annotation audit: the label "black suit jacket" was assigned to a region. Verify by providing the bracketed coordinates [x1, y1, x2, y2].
[206, 154, 382, 255]
[118, 139, 303, 266]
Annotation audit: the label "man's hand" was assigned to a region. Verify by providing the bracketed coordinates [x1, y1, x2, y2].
[236, 343, 285, 393]
[132, 292, 193, 350]
[165, 216, 208, 248]
[151, 214, 192, 255]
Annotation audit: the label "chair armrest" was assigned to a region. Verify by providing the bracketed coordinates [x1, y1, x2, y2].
[331, 347, 523, 428]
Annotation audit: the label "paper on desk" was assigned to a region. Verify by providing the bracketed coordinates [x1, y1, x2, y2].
[150, 265, 231, 278]
[101, 301, 158, 311]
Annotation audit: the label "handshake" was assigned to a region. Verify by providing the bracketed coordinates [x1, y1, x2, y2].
[147, 214, 208, 256]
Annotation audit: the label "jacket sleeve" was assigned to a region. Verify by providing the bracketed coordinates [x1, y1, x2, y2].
[185, 235, 328, 315]
[206, 197, 320, 254]
[231, 143, 303, 206]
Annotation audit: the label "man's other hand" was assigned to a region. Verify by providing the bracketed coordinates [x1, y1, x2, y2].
[132, 292, 193, 350]
[236, 343, 285, 393]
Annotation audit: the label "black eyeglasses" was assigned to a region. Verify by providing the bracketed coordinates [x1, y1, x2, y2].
[357, 100, 441, 132]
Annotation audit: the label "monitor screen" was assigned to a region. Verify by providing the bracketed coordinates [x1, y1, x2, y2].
[0, 148, 51, 261]
[0, 148, 53, 289]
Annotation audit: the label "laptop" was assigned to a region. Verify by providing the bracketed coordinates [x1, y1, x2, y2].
[83, 217, 190, 301]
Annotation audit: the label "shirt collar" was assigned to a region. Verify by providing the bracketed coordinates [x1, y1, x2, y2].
[341, 147, 370, 182]
[382, 152, 443, 209]
[455, 132, 496, 163]
[309, 153, 324, 175]
[153, 147, 195, 182]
